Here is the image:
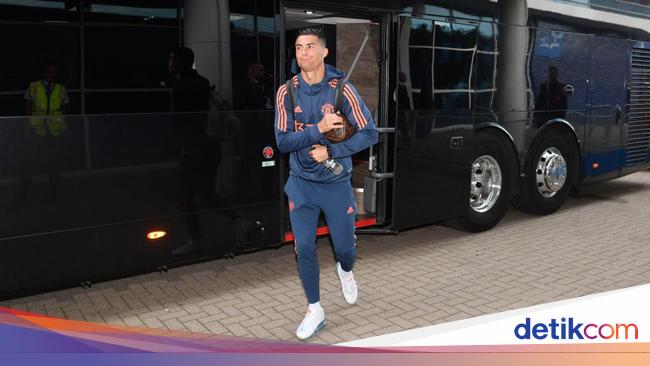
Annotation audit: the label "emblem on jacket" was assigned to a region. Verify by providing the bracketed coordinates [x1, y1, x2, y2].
[321, 103, 335, 114]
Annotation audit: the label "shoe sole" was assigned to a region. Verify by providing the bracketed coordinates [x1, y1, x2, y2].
[297, 319, 326, 341]
[336, 264, 357, 305]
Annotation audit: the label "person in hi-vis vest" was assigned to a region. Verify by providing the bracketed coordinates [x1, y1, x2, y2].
[19, 63, 70, 202]
[24, 64, 69, 136]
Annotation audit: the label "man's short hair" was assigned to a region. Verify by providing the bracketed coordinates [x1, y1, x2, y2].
[296, 27, 326, 47]
[42, 63, 56, 72]
[248, 63, 264, 73]
[172, 46, 195, 70]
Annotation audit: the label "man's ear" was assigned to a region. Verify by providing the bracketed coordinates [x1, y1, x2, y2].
[322, 47, 329, 59]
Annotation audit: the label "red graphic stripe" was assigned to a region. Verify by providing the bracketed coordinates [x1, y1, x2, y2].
[276, 85, 288, 131]
[284, 217, 377, 242]
[343, 85, 367, 128]
[343, 85, 365, 128]
[343, 88, 362, 127]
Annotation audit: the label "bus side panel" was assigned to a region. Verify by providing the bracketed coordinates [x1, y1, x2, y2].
[392, 16, 474, 231]
[497, 25, 589, 175]
[583, 35, 628, 183]
[393, 111, 472, 230]
[0, 111, 282, 300]
[621, 41, 650, 175]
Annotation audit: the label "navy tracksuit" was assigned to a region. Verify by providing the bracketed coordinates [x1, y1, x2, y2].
[274, 64, 378, 304]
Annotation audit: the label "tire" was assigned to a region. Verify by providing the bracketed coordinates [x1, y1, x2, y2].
[454, 130, 517, 233]
[512, 129, 578, 215]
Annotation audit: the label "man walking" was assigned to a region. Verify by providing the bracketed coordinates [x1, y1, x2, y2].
[274, 28, 378, 340]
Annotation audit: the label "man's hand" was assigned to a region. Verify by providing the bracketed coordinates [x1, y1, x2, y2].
[309, 144, 329, 163]
[318, 113, 344, 134]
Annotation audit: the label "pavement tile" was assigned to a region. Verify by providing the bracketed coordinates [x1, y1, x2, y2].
[6, 171, 650, 345]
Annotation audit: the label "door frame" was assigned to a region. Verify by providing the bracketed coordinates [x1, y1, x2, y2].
[278, 1, 397, 235]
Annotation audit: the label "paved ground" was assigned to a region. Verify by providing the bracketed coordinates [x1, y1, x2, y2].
[4, 171, 650, 344]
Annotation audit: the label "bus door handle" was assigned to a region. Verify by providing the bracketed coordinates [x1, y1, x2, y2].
[564, 84, 575, 96]
[615, 104, 622, 125]
[377, 127, 395, 133]
[371, 172, 394, 179]
[368, 126, 395, 179]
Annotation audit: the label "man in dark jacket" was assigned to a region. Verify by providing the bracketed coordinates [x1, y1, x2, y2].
[233, 63, 273, 111]
[535, 65, 568, 126]
[169, 46, 215, 255]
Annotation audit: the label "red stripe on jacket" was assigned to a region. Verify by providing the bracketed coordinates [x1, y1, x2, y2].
[276, 84, 288, 131]
[343, 85, 367, 128]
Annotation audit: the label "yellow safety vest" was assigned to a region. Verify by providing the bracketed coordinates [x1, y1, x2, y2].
[29, 81, 67, 136]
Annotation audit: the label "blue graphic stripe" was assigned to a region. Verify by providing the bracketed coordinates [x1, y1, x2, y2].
[581, 149, 626, 177]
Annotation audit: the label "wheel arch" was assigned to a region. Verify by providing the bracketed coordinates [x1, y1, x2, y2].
[474, 123, 521, 187]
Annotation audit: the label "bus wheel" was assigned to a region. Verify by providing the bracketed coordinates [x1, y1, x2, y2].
[455, 130, 516, 233]
[512, 129, 578, 215]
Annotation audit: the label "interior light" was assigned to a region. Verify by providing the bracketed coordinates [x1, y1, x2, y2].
[147, 231, 167, 240]
[305, 10, 314, 15]
[592, 163, 600, 169]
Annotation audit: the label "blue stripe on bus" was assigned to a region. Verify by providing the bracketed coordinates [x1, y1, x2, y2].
[581, 149, 626, 177]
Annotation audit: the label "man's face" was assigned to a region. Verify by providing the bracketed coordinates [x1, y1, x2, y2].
[168, 52, 180, 74]
[252, 64, 266, 80]
[43, 66, 57, 84]
[295, 35, 328, 72]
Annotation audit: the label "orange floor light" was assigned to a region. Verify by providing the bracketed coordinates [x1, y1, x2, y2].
[147, 230, 167, 240]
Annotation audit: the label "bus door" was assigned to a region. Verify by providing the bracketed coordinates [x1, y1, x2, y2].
[391, 16, 474, 230]
[281, 5, 394, 238]
[584, 35, 627, 181]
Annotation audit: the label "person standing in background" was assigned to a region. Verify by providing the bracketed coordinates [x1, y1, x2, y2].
[20, 63, 69, 202]
[168, 46, 214, 255]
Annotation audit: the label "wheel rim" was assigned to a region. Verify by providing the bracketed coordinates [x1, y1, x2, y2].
[470, 155, 502, 213]
[535, 147, 567, 198]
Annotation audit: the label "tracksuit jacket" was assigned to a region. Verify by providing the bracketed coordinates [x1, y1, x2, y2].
[274, 64, 379, 183]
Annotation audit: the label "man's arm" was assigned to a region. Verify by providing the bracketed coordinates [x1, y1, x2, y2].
[274, 84, 334, 153]
[60, 85, 69, 114]
[559, 84, 568, 110]
[328, 83, 378, 158]
[536, 82, 548, 110]
[25, 100, 33, 116]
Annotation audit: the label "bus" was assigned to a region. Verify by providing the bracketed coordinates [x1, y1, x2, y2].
[1, 0, 649, 299]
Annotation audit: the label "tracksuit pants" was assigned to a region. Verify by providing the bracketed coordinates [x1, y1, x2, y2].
[284, 175, 357, 304]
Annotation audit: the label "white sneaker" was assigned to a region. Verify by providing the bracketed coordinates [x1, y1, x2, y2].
[336, 262, 358, 304]
[296, 305, 326, 340]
